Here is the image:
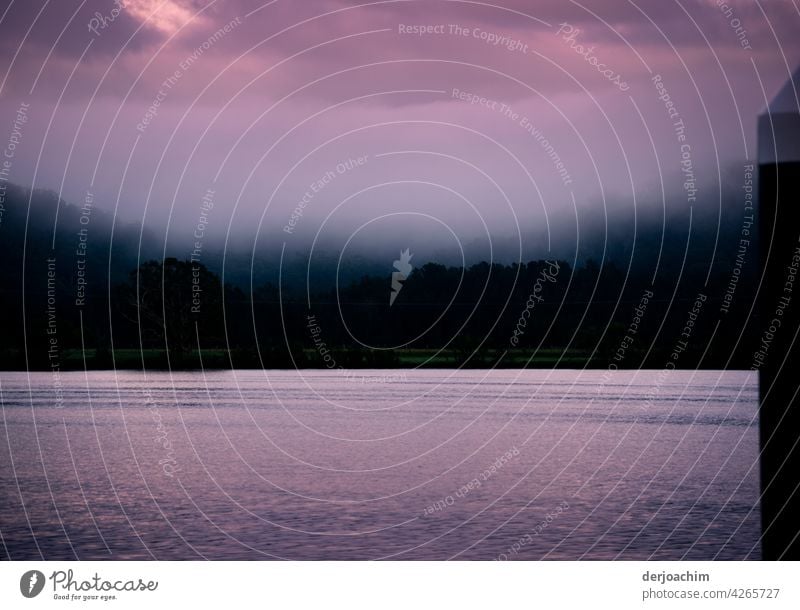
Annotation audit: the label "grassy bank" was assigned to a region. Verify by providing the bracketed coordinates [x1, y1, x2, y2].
[0, 346, 685, 371]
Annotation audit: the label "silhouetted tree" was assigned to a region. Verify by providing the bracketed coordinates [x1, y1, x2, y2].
[117, 258, 222, 362]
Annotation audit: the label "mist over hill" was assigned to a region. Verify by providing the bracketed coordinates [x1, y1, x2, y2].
[0, 179, 758, 370]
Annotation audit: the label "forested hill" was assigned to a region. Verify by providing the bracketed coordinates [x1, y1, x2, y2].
[0, 183, 758, 370]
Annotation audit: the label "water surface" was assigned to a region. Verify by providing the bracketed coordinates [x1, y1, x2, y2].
[0, 369, 760, 559]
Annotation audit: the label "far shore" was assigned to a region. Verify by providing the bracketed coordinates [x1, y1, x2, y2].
[0, 347, 741, 371]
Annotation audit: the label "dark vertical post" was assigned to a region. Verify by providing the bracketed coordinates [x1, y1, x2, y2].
[758, 67, 800, 560]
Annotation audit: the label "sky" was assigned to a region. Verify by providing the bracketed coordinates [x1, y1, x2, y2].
[0, 0, 799, 262]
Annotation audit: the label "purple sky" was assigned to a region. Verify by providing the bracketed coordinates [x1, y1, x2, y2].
[1, 0, 799, 258]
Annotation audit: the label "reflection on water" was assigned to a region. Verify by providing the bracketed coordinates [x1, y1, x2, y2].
[0, 369, 760, 559]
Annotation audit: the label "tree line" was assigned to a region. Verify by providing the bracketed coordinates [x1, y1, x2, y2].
[0, 182, 760, 370]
